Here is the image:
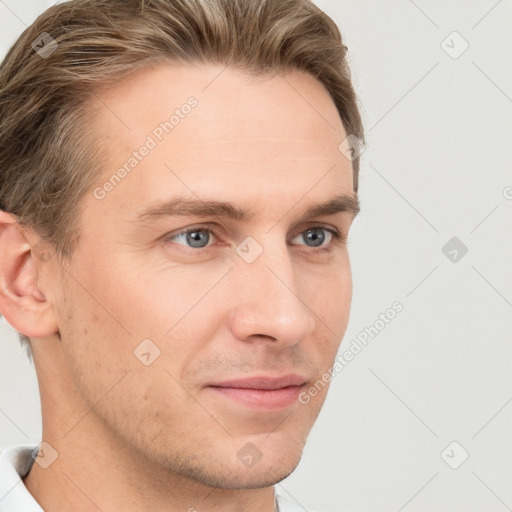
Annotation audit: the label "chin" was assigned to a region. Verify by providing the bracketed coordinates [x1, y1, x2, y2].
[197, 455, 302, 490]
[221, 470, 297, 490]
[154, 439, 304, 490]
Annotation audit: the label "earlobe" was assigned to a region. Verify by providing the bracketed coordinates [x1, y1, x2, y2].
[0, 210, 59, 338]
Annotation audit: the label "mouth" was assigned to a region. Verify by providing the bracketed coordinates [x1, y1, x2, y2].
[205, 375, 308, 410]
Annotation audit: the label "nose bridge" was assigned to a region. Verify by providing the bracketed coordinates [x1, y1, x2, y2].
[228, 236, 316, 345]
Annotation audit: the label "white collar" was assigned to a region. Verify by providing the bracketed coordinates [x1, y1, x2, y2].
[0, 445, 43, 512]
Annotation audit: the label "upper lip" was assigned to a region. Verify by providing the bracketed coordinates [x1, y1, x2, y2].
[207, 375, 307, 390]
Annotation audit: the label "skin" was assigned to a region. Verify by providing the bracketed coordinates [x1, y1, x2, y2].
[0, 63, 358, 512]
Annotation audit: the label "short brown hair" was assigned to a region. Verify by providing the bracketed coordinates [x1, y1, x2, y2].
[0, 0, 364, 354]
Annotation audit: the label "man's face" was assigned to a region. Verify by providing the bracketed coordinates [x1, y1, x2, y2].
[48, 63, 357, 488]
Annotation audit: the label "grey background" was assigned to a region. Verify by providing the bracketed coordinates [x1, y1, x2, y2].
[1, 1, 511, 511]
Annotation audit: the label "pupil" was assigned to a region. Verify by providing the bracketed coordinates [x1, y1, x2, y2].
[187, 230, 209, 248]
[305, 228, 325, 247]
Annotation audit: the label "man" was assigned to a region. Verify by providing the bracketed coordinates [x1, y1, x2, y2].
[0, 0, 364, 510]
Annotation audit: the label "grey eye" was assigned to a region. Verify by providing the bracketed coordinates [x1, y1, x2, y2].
[292, 228, 332, 247]
[170, 228, 213, 248]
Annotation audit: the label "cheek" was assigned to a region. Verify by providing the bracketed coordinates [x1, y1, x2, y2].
[53, 261, 152, 403]
[304, 257, 352, 326]
[54, 291, 130, 415]
[303, 260, 353, 367]
[57, 248, 228, 401]
[101, 255, 227, 341]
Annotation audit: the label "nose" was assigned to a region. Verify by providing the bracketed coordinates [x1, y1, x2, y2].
[227, 245, 316, 349]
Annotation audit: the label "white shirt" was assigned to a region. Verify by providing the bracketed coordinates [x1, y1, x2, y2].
[0, 445, 316, 512]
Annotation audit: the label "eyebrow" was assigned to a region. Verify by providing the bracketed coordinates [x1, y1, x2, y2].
[135, 193, 360, 223]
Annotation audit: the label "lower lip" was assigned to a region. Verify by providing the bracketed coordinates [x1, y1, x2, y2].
[207, 385, 304, 410]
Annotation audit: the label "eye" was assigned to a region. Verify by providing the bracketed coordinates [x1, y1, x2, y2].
[291, 227, 342, 248]
[166, 226, 216, 248]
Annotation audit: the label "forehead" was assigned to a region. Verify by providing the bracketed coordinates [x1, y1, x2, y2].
[87, 63, 353, 214]
[93, 62, 345, 131]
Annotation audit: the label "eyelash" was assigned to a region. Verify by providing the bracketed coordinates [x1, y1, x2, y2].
[163, 224, 346, 253]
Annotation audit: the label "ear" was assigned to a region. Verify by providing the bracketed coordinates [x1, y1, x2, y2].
[0, 210, 59, 338]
